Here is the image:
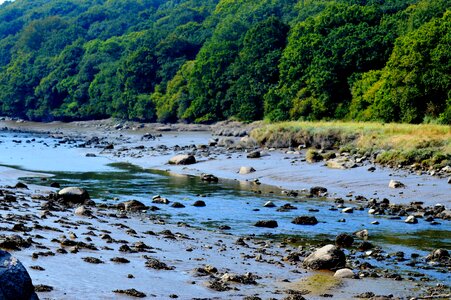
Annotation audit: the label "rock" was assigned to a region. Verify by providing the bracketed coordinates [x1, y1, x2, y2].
[152, 195, 170, 204]
[354, 229, 369, 239]
[50, 182, 60, 188]
[117, 200, 147, 211]
[326, 159, 347, 170]
[14, 182, 28, 189]
[342, 207, 354, 213]
[145, 257, 174, 270]
[389, 180, 405, 188]
[291, 216, 318, 225]
[171, 202, 185, 208]
[247, 151, 261, 159]
[404, 215, 418, 224]
[57, 187, 90, 204]
[193, 200, 206, 207]
[448, 177, 451, 184]
[0, 235, 31, 250]
[335, 233, 354, 248]
[0, 250, 38, 300]
[334, 268, 355, 278]
[306, 149, 323, 163]
[303, 244, 346, 270]
[113, 289, 146, 298]
[168, 154, 196, 165]
[239, 166, 256, 174]
[309, 186, 328, 197]
[263, 201, 276, 208]
[74, 206, 92, 217]
[254, 220, 278, 228]
[426, 249, 449, 261]
[200, 174, 218, 182]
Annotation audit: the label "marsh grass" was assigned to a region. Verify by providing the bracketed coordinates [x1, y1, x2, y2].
[251, 121, 451, 168]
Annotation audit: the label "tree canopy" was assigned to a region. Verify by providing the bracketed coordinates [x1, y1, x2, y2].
[0, 0, 449, 124]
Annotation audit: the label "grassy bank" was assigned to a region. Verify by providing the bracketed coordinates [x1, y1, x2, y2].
[250, 121, 451, 170]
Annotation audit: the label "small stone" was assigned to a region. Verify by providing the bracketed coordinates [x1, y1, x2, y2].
[254, 220, 278, 228]
[263, 201, 276, 208]
[389, 180, 405, 188]
[404, 215, 418, 224]
[334, 268, 355, 278]
[239, 166, 256, 175]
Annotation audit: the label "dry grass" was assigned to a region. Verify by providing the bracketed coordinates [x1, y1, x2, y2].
[250, 121, 451, 168]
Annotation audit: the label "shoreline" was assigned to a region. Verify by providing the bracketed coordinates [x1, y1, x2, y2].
[1, 118, 449, 207]
[1, 120, 450, 299]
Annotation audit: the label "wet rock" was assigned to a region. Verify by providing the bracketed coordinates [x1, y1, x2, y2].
[0, 250, 38, 300]
[263, 201, 276, 208]
[335, 233, 354, 248]
[254, 220, 278, 228]
[34, 284, 53, 292]
[342, 207, 354, 213]
[14, 182, 28, 189]
[113, 289, 146, 298]
[201, 174, 218, 182]
[168, 154, 196, 165]
[110, 257, 130, 264]
[171, 202, 185, 208]
[208, 279, 231, 291]
[221, 272, 258, 284]
[404, 215, 418, 224]
[239, 166, 256, 175]
[388, 180, 405, 188]
[0, 235, 31, 250]
[354, 229, 369, 239]
[309, 186, 328, 197]
[303, 244, 346, 270]
[291, 216, 318, 225]
[357, 241, 374, 251]
[426, 249, 449, 261]
[193, 200, 206, 207]
[334, 268, 355, 278]
[145, 257, 174, 270]
[247, 151, 261, 159]
[152, 195, 170, 204]
[117, 200, 147, 212]
[82, 257, 104, 264]
[75, 206, 92, 217]
[57, 187, 90, 205]
[50, 182, 60, 188]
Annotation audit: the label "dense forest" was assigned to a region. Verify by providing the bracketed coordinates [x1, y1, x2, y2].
[0, 0, 449, 124]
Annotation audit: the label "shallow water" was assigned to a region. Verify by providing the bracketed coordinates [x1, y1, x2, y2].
[1, 130, 450, 286]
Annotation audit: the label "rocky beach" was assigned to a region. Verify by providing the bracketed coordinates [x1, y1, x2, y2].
[0, 118, 450, 300]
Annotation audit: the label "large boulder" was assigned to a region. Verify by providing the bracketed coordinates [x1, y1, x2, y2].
[168, 154, 196, 165]
[57, 187, 90, 205]
[0, 250, 38, 300]
[303, 244, 346, 270]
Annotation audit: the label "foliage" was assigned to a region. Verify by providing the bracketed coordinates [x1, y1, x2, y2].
[0, 0, 449, 124]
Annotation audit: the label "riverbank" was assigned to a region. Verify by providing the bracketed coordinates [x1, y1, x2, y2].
[1, 118, 450, 207]
[0, 118, 450, 299]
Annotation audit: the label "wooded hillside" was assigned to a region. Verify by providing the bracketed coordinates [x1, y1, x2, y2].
[0, 0, 449, 124]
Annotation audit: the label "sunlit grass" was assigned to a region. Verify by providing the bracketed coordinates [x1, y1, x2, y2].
[251, 121, 451, 168]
